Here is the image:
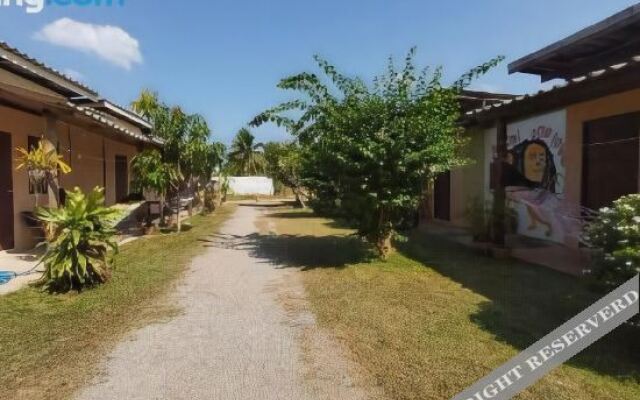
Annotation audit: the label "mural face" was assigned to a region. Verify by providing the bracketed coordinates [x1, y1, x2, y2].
[494, 110, 577, 243]
[524, 142, 547, 183]
[506, 139, 558, 192]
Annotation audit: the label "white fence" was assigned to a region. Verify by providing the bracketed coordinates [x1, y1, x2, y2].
[227, 177, 274, 196]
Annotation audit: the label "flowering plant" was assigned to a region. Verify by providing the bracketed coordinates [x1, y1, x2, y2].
[583, 194, 640, 290]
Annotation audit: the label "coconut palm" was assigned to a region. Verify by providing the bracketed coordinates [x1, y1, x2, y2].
[227, 128, 265, 176]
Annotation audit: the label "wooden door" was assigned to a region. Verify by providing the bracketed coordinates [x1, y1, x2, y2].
[582, 112, 640, 211]
[0, 132, 14, 250]
[115, 155, 129, 203]
[434, 171, 451, 221]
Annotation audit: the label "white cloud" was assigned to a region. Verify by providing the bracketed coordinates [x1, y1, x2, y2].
[469, 82, 503, 94]
[34, 18, 142, 70]
[63, 68, 84, 82]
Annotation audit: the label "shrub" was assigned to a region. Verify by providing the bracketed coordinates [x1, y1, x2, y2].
[203, 185, 217, 213]
[583, 194, 640, 290]
[465, 197, 491, 242]
[464, 197, 518, 243]
[36, 187, 119, 292]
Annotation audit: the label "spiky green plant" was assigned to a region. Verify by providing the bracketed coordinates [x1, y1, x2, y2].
[36, 187, 119, 292]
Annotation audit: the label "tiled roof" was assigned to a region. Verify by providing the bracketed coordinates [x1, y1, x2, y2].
[465, 55, 640, 118]
[68, 102, 164, 146]
[0, 41, 98, 97]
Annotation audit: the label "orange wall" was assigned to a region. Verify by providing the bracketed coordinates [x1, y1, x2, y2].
[0, 105, 140, 250]
[565, 88, 640, 207]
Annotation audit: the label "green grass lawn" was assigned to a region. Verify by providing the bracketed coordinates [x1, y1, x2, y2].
[0, 204, 235, 400]
[263, 208, 640, 400]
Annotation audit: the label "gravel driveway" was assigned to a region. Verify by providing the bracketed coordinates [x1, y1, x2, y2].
[75, 202, 371, 400]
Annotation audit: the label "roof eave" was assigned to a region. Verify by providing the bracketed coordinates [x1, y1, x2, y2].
[0, 42, 99, 101]
[508, 4, 640, 78]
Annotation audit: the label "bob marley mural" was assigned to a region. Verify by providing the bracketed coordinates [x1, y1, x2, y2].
[497, 110, 579, 243]
[505, 139, 558, 192]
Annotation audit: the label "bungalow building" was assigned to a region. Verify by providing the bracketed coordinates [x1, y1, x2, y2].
[0, 42, 160, 251]
[431, 4, 640, 275]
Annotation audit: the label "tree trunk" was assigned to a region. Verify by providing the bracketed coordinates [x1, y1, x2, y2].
[176, 165, 182, 233]
[421, 178, 434, 222]
[46, 174, 60, 209]
[160, 194, 166, 226]
[374, 208, 394, 259]
[293, 187, 307, 208]
[376, 231, 393, 259]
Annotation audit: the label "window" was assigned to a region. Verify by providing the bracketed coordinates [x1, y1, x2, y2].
[28, 136, 47, 195]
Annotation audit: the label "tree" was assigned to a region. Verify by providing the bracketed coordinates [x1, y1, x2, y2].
[227, 128, 265, 176]
[252, 48, 502, 258]
[131, 90, 225, 230]
[130, 149, 180, 224]
[264, 141, 306, 207]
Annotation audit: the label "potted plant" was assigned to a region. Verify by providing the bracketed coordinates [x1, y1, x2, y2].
[16, 139, 71, 202]
[16, 138, 72, 232]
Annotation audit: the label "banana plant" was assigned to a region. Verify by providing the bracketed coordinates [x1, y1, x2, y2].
[35, 187, 118, 292]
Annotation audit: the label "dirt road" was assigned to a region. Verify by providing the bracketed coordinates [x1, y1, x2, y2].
[76, 202, 371, 400]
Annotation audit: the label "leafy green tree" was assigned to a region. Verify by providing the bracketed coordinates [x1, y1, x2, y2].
[131, 91, 225, 184]
[130, 149, 181, 224]
[227, 128, 265, 176]
[264, 141, 305, 207]
[252, 48, 502, 257]
[131, 90, 225, 230]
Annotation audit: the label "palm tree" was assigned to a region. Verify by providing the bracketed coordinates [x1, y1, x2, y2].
[228, 128, 265, 176]
[130, 89, 160, 119]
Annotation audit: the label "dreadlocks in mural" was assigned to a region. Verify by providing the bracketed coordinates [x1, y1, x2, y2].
[504, 139, 560, 237]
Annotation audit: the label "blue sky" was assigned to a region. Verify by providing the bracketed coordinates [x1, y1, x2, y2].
[0, 0, 638, 144]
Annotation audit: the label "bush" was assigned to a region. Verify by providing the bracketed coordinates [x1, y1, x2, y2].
[464, 197, 518, 243]
[203, 186, 217, 213]
[36, 187, 119, 292]
[583, 194, 640, 290]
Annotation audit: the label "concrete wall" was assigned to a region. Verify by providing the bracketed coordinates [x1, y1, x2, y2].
[57, 127, 139, 206]
[228, 177, 274, 196]
[450, 127, 488, 225]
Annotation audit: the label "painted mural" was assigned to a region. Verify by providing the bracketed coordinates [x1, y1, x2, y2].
[499, 110, 579, 243]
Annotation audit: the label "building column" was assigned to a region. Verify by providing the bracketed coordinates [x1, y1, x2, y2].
[492, 118, 507, 247]
[43, 111, 60, 208]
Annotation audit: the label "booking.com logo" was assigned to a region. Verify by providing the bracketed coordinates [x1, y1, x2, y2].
[0, 0, 124, 14]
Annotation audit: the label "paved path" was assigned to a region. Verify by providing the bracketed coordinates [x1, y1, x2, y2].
[76, 203, 370, 400]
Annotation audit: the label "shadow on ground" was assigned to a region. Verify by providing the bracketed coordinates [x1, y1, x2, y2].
[397, 232, 640, 382]
[197, 202, 639, 383]
[198, 231, 372, 270]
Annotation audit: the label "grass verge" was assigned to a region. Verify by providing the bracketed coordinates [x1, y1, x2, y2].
[265, 208, 640, 400]
[0, 204, 235, 400]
